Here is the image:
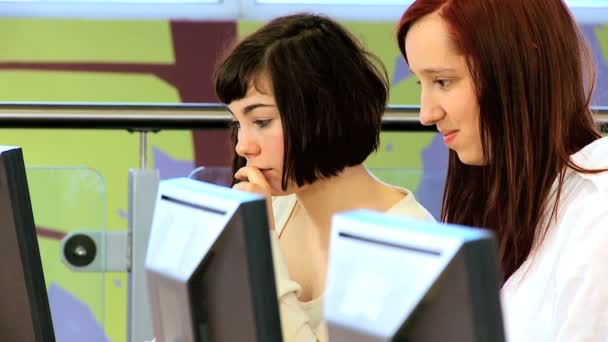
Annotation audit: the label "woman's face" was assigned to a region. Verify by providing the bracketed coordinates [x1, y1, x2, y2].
[405, 11, 485, 165]
[228, 78, 298, 195]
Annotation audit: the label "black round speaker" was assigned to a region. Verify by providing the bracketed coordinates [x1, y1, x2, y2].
[63, 234, 97, 267]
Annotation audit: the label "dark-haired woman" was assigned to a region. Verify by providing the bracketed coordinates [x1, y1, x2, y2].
[216, 13, 434, 341]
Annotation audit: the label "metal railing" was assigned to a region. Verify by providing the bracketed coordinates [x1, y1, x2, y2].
[0, 102, 606, 131]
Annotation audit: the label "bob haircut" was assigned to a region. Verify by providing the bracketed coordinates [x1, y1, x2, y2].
[215, 13, 389, 190]
[397, 0, 604, 280]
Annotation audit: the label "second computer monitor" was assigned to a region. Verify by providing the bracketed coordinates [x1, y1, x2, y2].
[324, 210, 505, 342]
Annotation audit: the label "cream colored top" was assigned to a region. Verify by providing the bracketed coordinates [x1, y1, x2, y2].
[501, 137, 608, 342]
[269, 187, 435, 341]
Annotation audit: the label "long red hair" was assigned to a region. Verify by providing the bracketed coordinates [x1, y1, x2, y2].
[397, 0, 603, 280]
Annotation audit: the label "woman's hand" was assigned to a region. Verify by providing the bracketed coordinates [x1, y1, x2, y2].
[233, 166, 272, 198]
[233, 166, 276, 230]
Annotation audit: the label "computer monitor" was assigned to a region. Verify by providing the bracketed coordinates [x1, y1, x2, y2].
[145, 178, 282, 342]
[0, 146, 56, 342]
[324, 210, 505, 342]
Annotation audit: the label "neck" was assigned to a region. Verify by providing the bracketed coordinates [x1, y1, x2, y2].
[295, 164, 396, 234]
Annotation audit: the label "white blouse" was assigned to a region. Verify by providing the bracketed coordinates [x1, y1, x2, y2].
[501, 137, 608, 342]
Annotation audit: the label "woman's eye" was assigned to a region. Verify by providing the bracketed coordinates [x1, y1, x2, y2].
[254, 119, 271, 128]
[436, 79, 452, 88]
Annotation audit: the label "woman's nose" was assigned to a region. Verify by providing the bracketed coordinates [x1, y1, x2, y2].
[419, 92, 445, 126]
[235, 130, 261, 157]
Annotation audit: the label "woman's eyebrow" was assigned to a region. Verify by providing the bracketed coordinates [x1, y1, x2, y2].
[242, 103, 275, 115]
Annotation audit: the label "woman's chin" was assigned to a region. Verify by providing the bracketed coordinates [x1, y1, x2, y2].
[456, 150, 485, 166]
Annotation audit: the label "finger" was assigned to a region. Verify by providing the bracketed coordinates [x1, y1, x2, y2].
[232, 182, 255, 192]
[234, 166, 259, 180]
[233, 166, 249, 181]
[234, 166, 269, 187]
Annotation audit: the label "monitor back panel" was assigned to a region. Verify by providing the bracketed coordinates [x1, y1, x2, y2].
[146, 179, 281, 342]
[0, 146, 55, 342]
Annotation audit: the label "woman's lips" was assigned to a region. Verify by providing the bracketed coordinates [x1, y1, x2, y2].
[441, 130, 459, 145]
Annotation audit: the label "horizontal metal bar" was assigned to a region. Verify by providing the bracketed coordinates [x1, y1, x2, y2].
[0, 102, 231, 130]
[0, 102, 606, 131]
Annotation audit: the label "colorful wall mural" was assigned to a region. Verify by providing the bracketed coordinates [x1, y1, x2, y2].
[0, 17, 606, 342]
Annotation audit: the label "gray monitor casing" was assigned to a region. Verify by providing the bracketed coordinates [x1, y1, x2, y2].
[325, 210, 505, 342]
[0, 146, 55, 342]
[145, 178, 282, 342]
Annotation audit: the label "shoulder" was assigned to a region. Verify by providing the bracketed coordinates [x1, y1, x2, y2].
[570, 137, 608, 190]
[555, 190, 608, 285]
[387, 187, 436, 222]
[557, 142, 608, 254]
[559, 189, 608, 244]
[272, 194, 297, 235]
[548, 190, 608, 337]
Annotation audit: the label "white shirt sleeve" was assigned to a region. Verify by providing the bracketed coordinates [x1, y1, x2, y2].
[553, 192, 608, 341]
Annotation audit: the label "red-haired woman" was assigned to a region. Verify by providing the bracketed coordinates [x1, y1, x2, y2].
[397, 0, 608, 341]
